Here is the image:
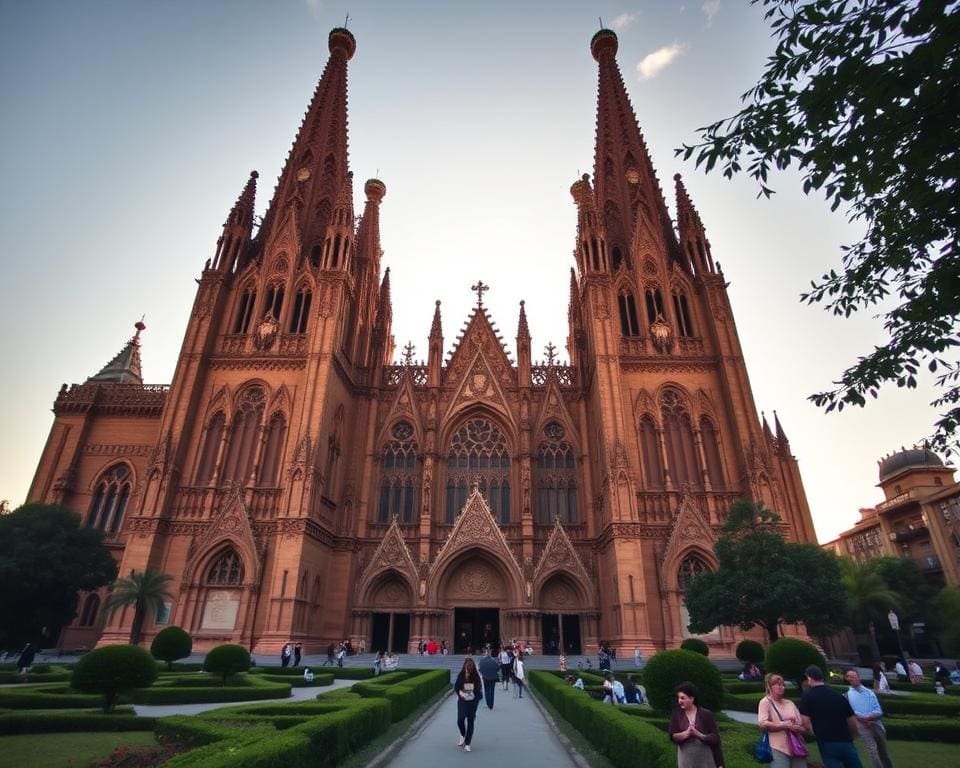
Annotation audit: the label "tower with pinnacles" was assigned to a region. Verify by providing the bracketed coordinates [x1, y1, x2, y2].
[29, 27, 816, 655]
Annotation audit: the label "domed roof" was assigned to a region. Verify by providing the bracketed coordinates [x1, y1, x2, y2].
[878, 447, 944, 482]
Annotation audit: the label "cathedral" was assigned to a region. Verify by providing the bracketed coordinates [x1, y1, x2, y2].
[28, 27, 817, 655]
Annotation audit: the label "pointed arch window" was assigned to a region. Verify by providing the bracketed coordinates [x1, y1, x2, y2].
[445, 418, 511, 524]
[678, 555, 708, 592]
[611, 246, 624, 271]
[618, 290, 640, 336]
[258, 412, 287, 486]
[673, 291, 694, 337]
[536, 422, 577, 524]
[88, 464, 132, 533]
[79, 594, 101, 627]
[222, 386, 265, 484]
[645, 287, 665, 324]
[660, 390, 700, 488]
[263, 283, 284, 320]
[378, 420, 420, 523]
[197, 411, 225, 484]
[289, 285, 312, 333]
[206, 550, 244, 585]
[233, 286, 256, 334]
[699, 416, 725, 489]
[638, 415, 664, 487]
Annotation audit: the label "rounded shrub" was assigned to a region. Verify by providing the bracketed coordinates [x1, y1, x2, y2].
[642, 649, 723, 714]
[71, 644, 158, 712]
[680, 638, 709, 656]
[203, 644, 251, 685]
[736, 639, 765, 664]
[150, 626, 193, 669]
[765, 638, 826, 686]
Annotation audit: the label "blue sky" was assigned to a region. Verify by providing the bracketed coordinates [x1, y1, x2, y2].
[0, 1, 944, 541]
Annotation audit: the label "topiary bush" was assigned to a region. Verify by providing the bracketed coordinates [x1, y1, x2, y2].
[680, 638, 709, 656]
[151, 626, 193, 670]
[203, 644, 251, 685]
[765, 638, 826, 686]
[71, 645, 158, 712]
[641, 649, 723, 714]
[736, 639, 765, 664]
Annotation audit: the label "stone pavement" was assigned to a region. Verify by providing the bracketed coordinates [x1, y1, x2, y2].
[384, 678, 583, 767]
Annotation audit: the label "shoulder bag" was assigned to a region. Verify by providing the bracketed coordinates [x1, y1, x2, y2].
[754, 698, 774, 765]
[769, 697, 808, 758]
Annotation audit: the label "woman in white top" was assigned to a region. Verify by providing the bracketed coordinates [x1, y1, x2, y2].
[872, 663, 891, 694]
[757, 673, 808, 768]
[513, 656, 526, 698]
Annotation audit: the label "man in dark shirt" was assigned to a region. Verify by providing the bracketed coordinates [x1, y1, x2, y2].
[798, 665, 864, 768]
[478, 649, 501, 710]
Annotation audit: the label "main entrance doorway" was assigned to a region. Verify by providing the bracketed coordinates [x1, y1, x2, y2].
[371, 612, 411, 654]
[541, 613, 582, 655]
[454, 607, 499, 653]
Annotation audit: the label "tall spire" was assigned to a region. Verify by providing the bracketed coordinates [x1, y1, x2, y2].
[589, 29, 680, 268]
[354, 178, 386, 265]
[674, 173, 715, 276]
[517, 300, 531, 386]
[256, 28, 356, 260]
[212, 171, 258, 272]
[428, 300, 444, 386]
[570, 173, 608, 275]
[87, 320, 146, 385]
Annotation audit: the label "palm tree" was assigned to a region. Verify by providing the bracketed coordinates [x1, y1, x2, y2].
[104, 569, 174, 645]
[842, 559, 901, 661]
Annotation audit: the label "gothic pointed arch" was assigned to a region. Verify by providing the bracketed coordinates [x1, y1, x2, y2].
[443, 348, 516, 430]
[443, 307, 516, 393]
[376, 419, 420, 523]
[205, 384, 233, 423]
[268, 384, 292, 418]
[427, 489, 525, 604]
[441, 412, 514, 524]
[534, 420, 579, 524]
[183, 486, 261, 587]
[532, 376, 579, 444]
[86, 461, 135, 533]
[356, 518, 420, 604]
[377, 371, 424, 446]
[659, 493, 717, 592]
[533, 517, 595, 605]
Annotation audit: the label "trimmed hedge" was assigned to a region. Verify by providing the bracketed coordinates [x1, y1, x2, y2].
[151, 626, 193, 669]
[255, 672, 334, 687]
[71, 644, 158, 712]
[331, 667, 376, 680]
[0, 684, 102, 709]
[680, 638, 709, 656]
[0, 665, 72, 684]
[203, 644, 251, 684]
[352, 669, 448, 721]
[735, 639, 765, 664]
[125, 674, 290, 705]
[764, 638, 826, 685]
[0, 711, 155, 735]
[642, 650, 723, 713]
[883, 716, 960, 742]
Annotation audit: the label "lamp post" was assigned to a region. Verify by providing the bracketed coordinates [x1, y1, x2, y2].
[888, 609, 904, 663]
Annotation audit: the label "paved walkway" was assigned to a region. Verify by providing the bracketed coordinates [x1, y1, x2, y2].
[385, 680, 581, 767]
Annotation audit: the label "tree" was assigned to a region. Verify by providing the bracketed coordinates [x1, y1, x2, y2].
[203, 643, 251, 685]
[150, 626, 193, 670]
[0, 503, 117, 648]
[932, 586, 960, 655]
[104, 569, 174, 646]
[684, 500, 847, 642]
[765, 638, 827, 688]
[678, 0, 960, 453]
[71, 644, 158, 712]
[842, 558, 901, 660]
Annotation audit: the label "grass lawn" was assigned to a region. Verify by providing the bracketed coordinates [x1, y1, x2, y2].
[0, 730, 158, 768]
[807, 739, 960, 767]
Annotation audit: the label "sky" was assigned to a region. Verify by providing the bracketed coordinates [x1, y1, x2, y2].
[0, 0, 947, 542]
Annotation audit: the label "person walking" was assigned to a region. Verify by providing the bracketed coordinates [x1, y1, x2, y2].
[499, 645, 512, 691]
[798, 665, 863, 768]
[293, 642, 302, 667]
[513, 653, 526, 699]
[668, 681, 724, 768]
[872, 663, 891, 695]
[16, 643, 35, 677]
[845, 669, 894, 768]
[323, 642, 335, 667]
[478, 648, 500, 710]
[758, 673, 808, 768]
[454, 657, 483, 752]
[280, 643, 292, 668]
[336, 644, 346, 668]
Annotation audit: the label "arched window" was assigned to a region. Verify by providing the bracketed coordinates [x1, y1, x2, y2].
[618, 290, 640, 336]
[196, 411, 225, 484]
[611, 246, 624, 271]
[638, 415, 664, 487]
[645, 287, 665, 324]
[378, 421, 420, 523]
[79, 594, 101, 627]
[263, 282, 284, 320]
[678, 555, 708, 592]
[699, 416, 725, 489]
[221, 386, 265, 484]
[535, 422, 577, 524]
[233, 285, 256, 334]
[289, 286, 312, 333]
[661, 390, 699, 487]
[672, 292, 694, 337]
[207, 550, 244, 585]
[88, 464, 132, 533]
[258, 412, 287, 486]
[309, 244, 323, 270]
[445, 418, 511, 523]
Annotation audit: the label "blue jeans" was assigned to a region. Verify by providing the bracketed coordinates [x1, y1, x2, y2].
[819, 740, 864, 768]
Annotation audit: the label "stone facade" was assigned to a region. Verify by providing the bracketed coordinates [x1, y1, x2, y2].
[29, 28, 817, 655]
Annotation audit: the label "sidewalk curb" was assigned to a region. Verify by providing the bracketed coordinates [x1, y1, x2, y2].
[526, 687, 593, 768]
[366, 689, 454, 768]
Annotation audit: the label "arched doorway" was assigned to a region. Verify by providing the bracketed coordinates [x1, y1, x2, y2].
[441, 555, 508, 653]
[367, 573, 413, 654]
[539, 574, 584, 654]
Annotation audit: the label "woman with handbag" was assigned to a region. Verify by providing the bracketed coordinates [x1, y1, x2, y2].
[668, 682, 724, 768]
[454, 657, 484, 752]
[758, 673, 808, 767]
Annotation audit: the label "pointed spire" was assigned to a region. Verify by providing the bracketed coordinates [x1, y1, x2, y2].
[429, 300, 443, 340]
[674, 173, 715, 276]
[761, 412, 774, 444]
[570, 173, 608, 274]
[589, 29, 680, 266]
[212, 171, 258, 272]
[428, 300, 444, 387]
[375, 267, 392, 330]
[774, 411, 790, 446]
[517, 300, 530, 341]
[87, 320, 146, 385]
[517, 300, 531, 386]
[354, 178, 386, 264]
[257, 28, 356, 257]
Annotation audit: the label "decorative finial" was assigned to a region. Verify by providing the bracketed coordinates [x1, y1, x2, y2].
[402, 341, 416, 366]
[344, 13, 350, 28]
[471, 280, 489, 309]
[544, 342, 557, 366]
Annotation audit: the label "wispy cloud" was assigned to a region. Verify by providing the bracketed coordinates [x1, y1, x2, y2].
[636, 42, 686, 80]
[612, 12, 638, 30]
[305, 0, 323, 17]
[702, 0, 721, 26]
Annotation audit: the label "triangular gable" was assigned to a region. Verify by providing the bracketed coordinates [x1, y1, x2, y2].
[533, 375, 579, 446]
[443, 348, 516, 430]
[444, 309, 515, 390]
[631, 206, 665, 258]
[377, 370, 424, 445]
[430, 488, 523, 582]
[184, 485, 262, 585]
[659, 492, 716, 591]
[356, 518, 420, 602]
[266, 200, 303, 261]
[533, 517, 594, 597]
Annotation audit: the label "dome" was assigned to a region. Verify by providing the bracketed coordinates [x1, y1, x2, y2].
[878, 447, 944, 482]
[590, 29, 618, 61]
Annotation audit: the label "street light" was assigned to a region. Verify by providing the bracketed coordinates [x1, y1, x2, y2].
[888, 610, 905, 664]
